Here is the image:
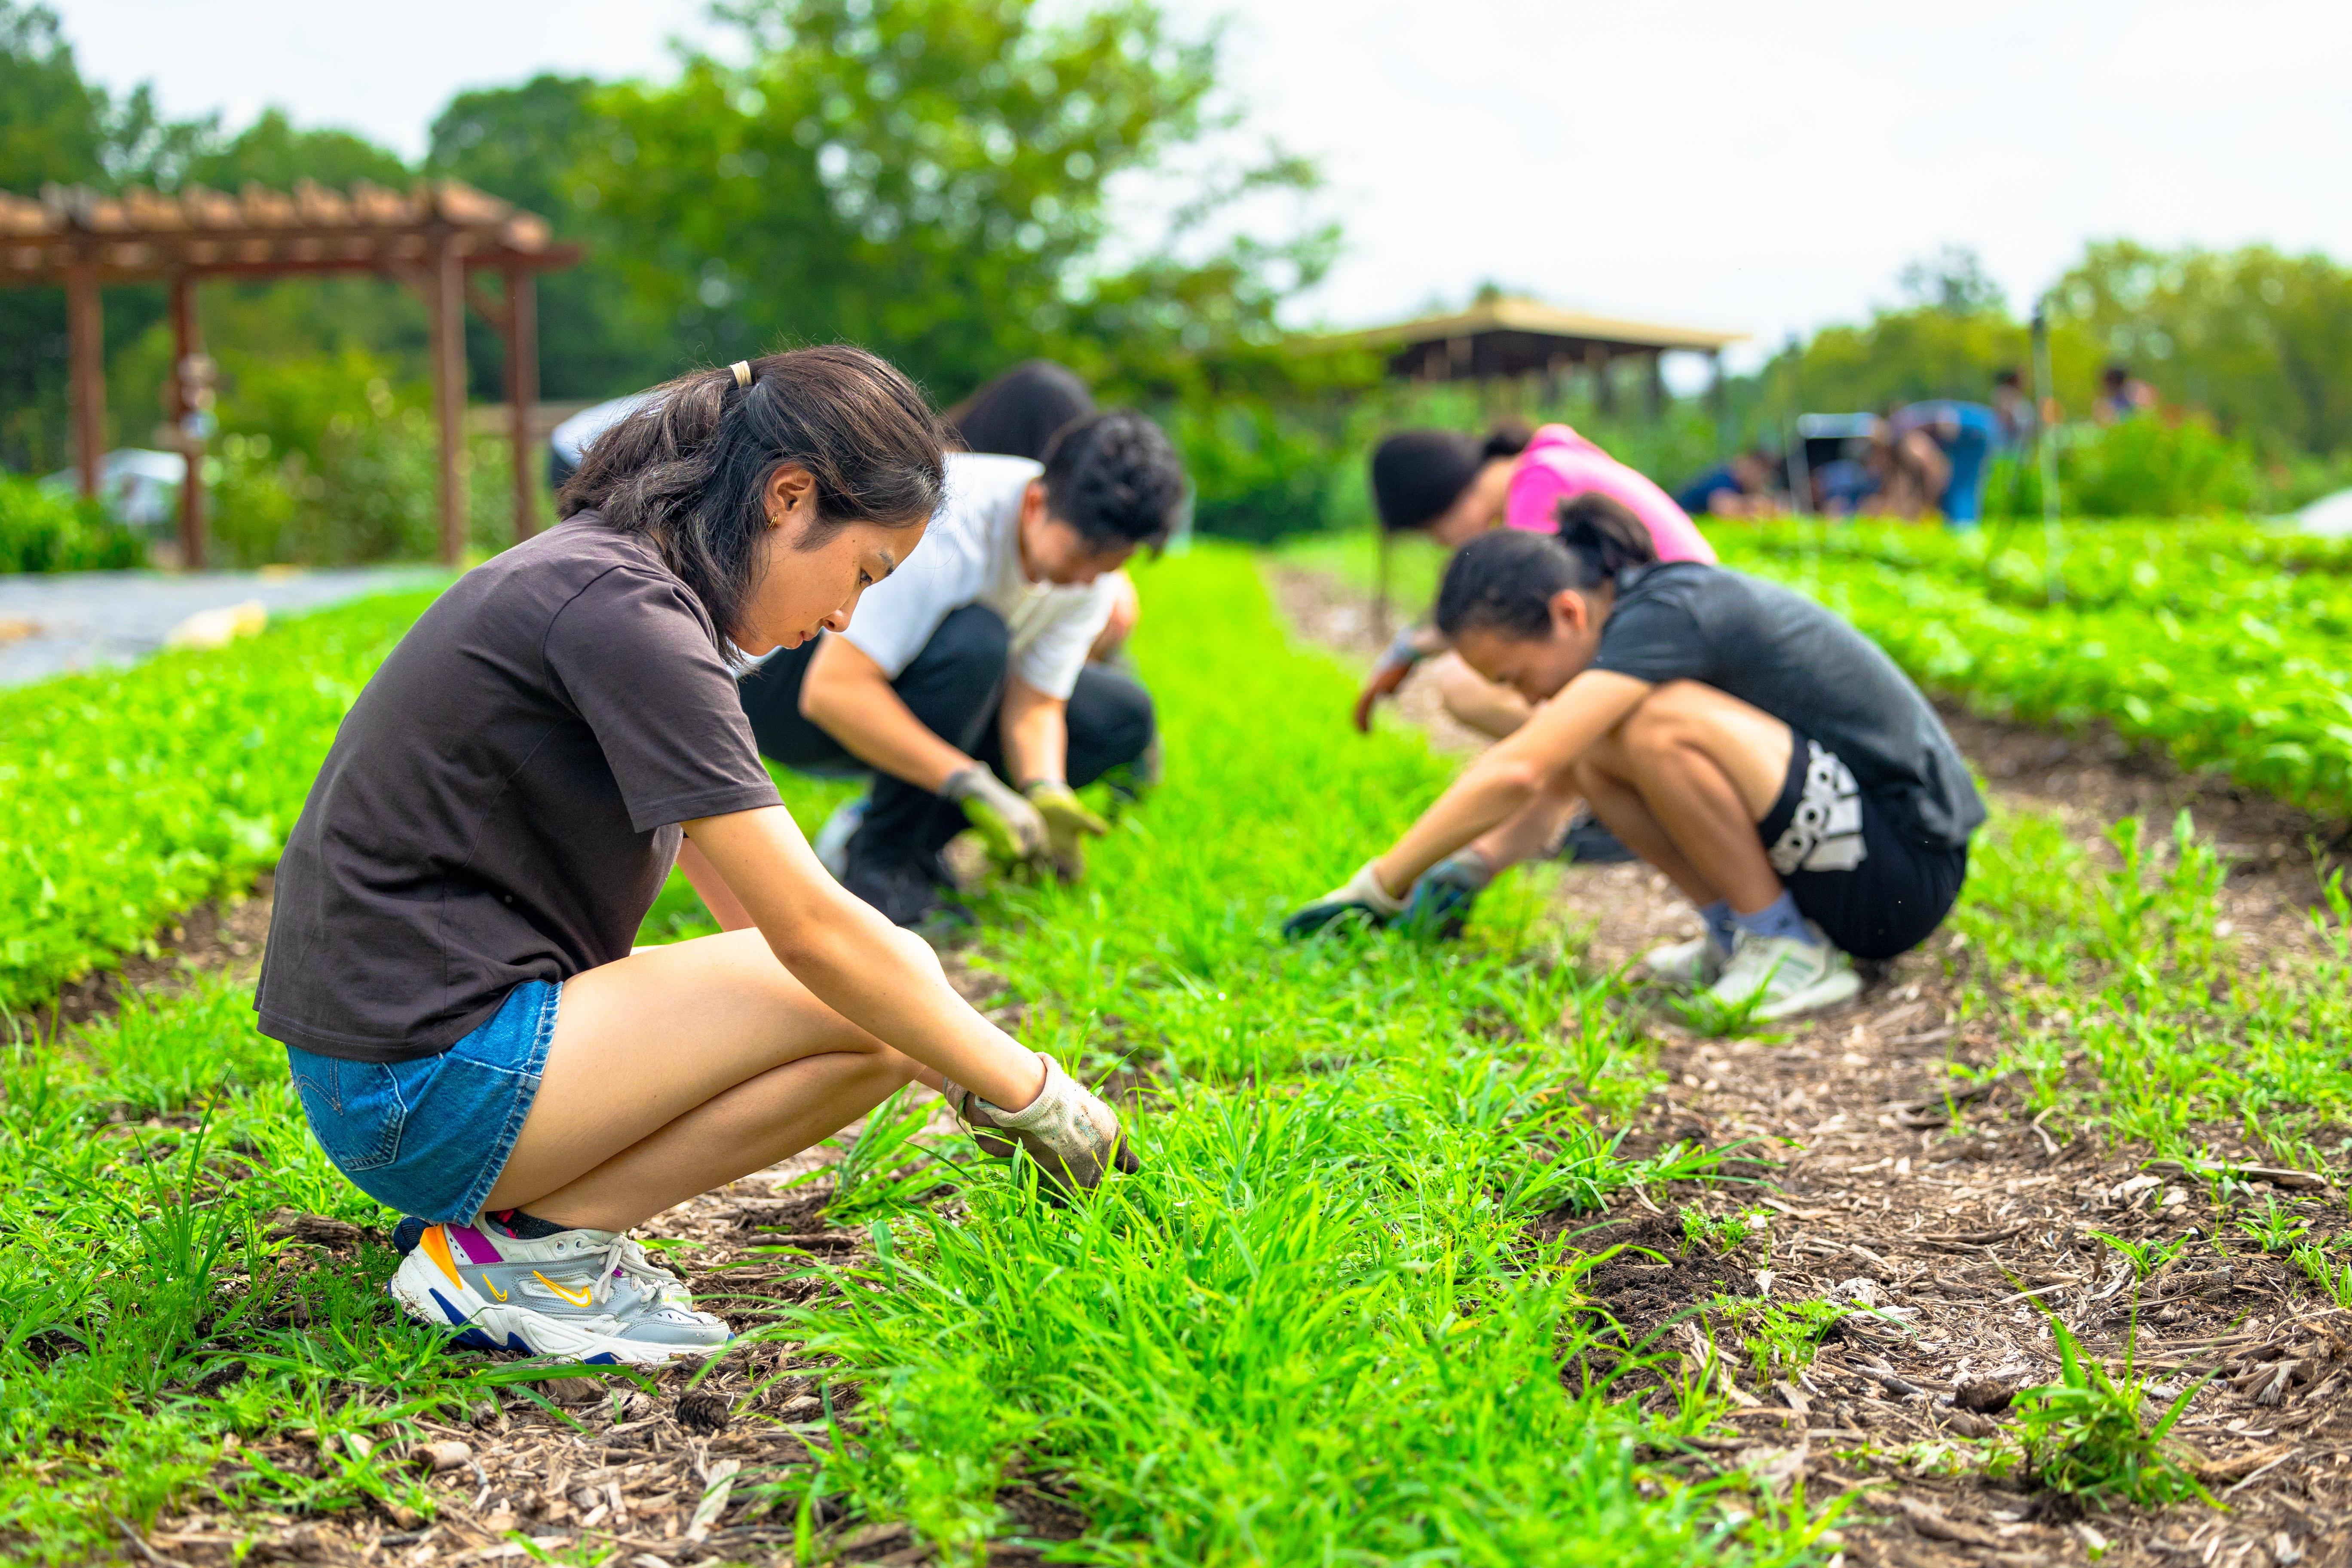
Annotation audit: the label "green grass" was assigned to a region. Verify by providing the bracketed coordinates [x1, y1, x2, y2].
[0, 546, 1840, 1565]
[0, 586, 446, 1013]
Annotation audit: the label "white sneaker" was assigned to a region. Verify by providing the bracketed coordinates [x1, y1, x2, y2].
[812, 797, 868, 881]
[1642, 933, 1730, 986]
[389, 1220, 732, 1365]
[1706, 924, 1861, 1020]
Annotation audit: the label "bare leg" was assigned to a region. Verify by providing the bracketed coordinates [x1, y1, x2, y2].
[483, 929, 945, 1231]
[1430, 651, 1532, 740]
[1572, 680, 1792, 914]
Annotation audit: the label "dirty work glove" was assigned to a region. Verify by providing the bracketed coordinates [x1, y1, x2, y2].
[943, 766, 1048, 867]
[1281, 859, 1407, 939]
[939, 1052, 1139, 1203]
[1398, 848, 1494, 941]
[1024, 780, 1109, 882]
[1353, 627, 1430, 733]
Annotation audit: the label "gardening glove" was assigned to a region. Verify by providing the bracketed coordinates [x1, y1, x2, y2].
[1397, 848, 1494, 941]
[1281, 859, 1407, 939]
[942, 765, 1049, 867]
[1024, 780, 1109, 882]
[939, 1052, 1140, 1203]
[1352, 627, 1431, 733]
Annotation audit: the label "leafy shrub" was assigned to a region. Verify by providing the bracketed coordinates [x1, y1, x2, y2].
[1173, 400, 1347, 543]
[0, 473, 145, 573]
[1986, 416, 2260, 518]
[0, 589, 436, 1011]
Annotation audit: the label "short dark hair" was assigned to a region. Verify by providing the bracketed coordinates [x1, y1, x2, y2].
[557, 345, 944, 647]
[1369, 423, 1532, 533]
[1039, 410, 1186, 550]
[1435, 495, 1656, 640]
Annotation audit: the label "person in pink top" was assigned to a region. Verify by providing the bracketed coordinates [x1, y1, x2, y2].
[1357, 422, 1715, 734]
[1350, 423, 1716, 888]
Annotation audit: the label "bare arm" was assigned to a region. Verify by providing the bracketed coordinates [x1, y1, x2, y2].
[1371, 670, 1652, 895]
[799, 634, 971, 793]
[684, 805, 1044, 1109]
[998, 676, 1069, 786]
[677, 837, 755, 931]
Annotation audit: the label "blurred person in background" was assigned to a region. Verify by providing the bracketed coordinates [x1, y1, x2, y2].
[1857, 413, 1950, 521]
[729, 411, 1185, 932]
[1990, 368, 2037, 450]
[1284, 497, 1980, 1019]
[264, 348, 1136, 1365]
[1674, 447, 1786, 520]
[944, 361, 1144, 666]
[2096, 362, 2157, 424]
[1891, 400, 2002, 527]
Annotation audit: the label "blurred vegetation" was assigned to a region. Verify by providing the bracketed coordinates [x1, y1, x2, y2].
[3, 1, 2351, 562]
[0, 471, 141, 571]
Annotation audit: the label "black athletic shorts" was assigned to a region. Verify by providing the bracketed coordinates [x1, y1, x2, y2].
[1757, 735, 1969, 961]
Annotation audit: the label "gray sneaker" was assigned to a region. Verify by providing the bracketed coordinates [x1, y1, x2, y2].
[389, 1220, 731, 1365]
[1706, 923, 1862, 1021]
[1642, 933, 1730, 987]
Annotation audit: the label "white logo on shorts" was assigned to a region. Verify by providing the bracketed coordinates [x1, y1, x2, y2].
[1768, 741, 1868, 875]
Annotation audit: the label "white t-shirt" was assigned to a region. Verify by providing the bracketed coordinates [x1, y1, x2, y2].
[838, 452, 1115, 701]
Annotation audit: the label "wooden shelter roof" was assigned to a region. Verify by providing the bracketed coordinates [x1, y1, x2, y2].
[1319, 295, 1746, 381]
[0, 178, 578, 287]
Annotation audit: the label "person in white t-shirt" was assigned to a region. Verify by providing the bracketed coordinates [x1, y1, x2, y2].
[730, 410, 1187, 929]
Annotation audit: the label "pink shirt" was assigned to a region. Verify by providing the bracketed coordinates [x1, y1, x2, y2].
[1504, 423, 1717, 564]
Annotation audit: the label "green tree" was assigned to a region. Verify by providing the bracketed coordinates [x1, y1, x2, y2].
[426, 75, 674, 400]
[579, 0, 1331, 406]
[2055, 239, 2352, 458]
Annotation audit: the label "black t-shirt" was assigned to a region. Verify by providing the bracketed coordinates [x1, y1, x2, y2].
[1591, 562, 1984, 849]
[257, 517, 783, 1063]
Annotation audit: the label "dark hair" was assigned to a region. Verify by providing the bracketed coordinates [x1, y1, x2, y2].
[1434, 494, 1656, 640]
[1038, 410, 1186, 551]
[2103, 362, 2130, 386]
[1993, 367, 2023, 389]
[944, 360, 1095, 462]
[1369, 424, 1531, 533]
[558, 345, 945, 645]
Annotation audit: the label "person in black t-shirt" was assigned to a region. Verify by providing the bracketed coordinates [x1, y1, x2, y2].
[259, 347, 1137, 1366]
[1284, 495, 1981, 1022]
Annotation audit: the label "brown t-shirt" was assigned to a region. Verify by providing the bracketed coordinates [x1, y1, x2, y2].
[257, 517, 782, 1063]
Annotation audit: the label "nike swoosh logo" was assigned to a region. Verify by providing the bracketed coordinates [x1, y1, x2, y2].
[533, 1271, 594, 1308]
[479, 1275, 508, 1302]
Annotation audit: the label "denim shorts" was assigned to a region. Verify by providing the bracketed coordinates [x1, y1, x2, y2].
[287, 980, 560, 1225]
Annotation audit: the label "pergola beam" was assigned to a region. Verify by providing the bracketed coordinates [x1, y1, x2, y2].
[1, 179, 579, 568]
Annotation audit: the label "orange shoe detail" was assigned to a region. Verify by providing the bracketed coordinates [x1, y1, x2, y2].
[420, 1224, 463, 1287]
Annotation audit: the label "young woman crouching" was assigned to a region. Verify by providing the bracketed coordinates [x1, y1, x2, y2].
[259, 347, 1134, 1365]
[1286, 496, 1981, 1021]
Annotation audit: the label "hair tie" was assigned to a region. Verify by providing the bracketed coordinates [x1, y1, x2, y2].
[730, 360, 752, 389]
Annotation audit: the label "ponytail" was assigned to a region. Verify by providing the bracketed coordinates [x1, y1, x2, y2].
[1434, 493, 1656, 640]
[1479, 422, 1533, 461]
[558, 344, 945, 648]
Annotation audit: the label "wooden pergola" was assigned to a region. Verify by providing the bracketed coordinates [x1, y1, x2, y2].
[0, 178, 581, 567]
[1319, 295, 1746, 417]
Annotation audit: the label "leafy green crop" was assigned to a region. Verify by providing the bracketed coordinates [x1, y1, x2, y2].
[0, 589, 439, 1013]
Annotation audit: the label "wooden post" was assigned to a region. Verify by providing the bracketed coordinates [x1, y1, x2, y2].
[1709, 349, 1729, 458]
[67, 253, 105, 499]
[430, 237, 467, 566]
[1646, 351, 1666, 421]
[504, 265, 539, 542]
[171, 272, 208, 569]
[1586, 343, 1615, 416]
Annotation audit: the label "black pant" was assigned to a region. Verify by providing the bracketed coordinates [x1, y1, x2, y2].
[737, 603, 1155, 870]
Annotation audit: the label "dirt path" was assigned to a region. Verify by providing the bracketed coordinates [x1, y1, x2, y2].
[1274, 565, 2352, 1568]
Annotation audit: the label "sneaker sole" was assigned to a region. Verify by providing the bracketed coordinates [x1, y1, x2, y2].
[389, 1250, 727, 1366]
[1751, 964, 1864, 1021]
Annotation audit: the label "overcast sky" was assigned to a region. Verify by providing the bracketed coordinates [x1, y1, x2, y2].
[50, 0, 2352, 376]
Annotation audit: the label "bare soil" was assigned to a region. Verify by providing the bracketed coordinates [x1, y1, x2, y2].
[1275, 563, 2352, 1568]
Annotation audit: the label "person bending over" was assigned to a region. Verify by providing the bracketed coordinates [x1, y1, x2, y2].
[1284, 496, 1981, 1022]
[258, 348, 1136, 1366]
[733, 410, 1186, 931]
[1356, 422, 1715, 739]
[943, 359, 1142, 663]
[1674, 447, 1785, 520]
